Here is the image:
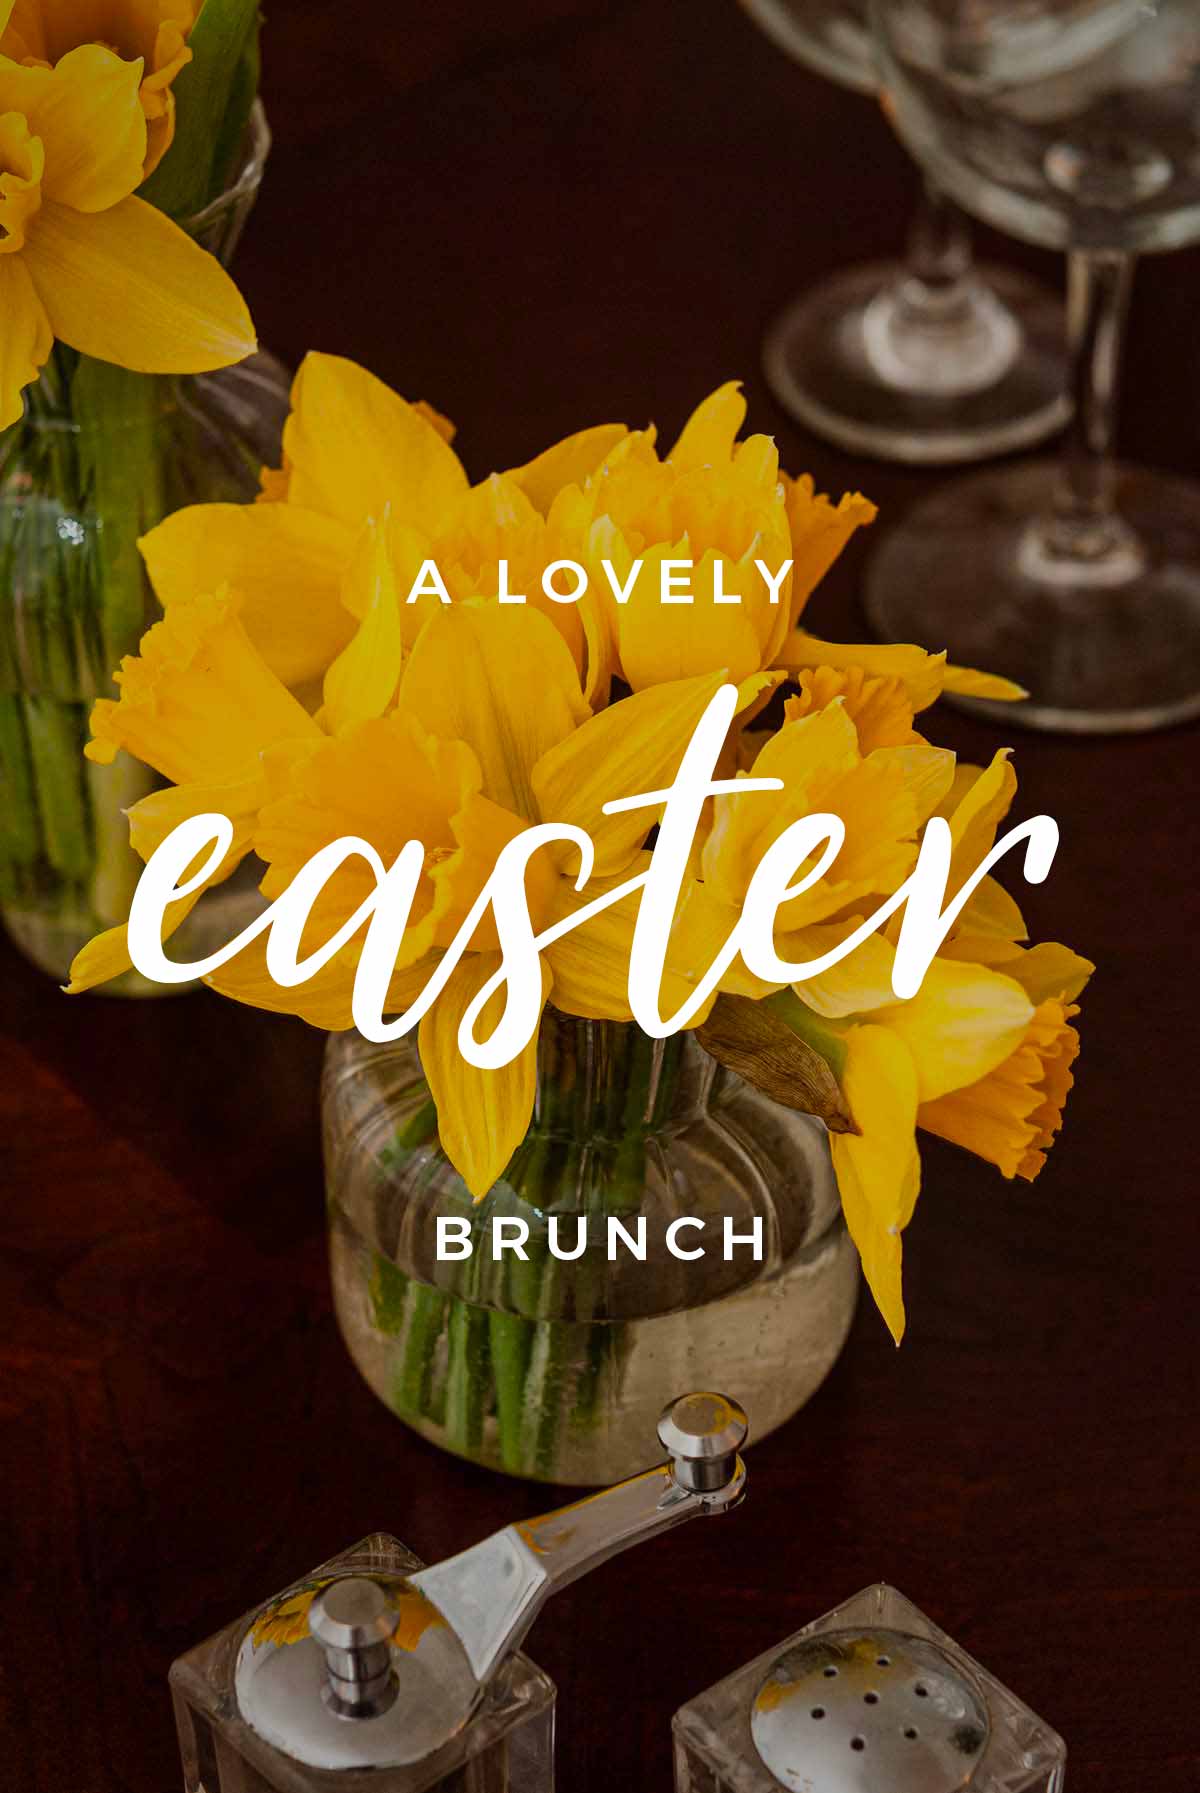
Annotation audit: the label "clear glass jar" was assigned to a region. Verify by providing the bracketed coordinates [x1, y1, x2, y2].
[0, 105, 289, 989]
[324, 1011, 859, 1485]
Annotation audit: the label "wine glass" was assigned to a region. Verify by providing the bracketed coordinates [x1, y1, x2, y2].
[865, 0, 1200, 732]
[740, 0, 1072, 462]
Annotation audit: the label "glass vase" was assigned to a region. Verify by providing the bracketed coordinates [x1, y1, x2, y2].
[323, 1010, 859, 1485]
[0, 104, 289, 990]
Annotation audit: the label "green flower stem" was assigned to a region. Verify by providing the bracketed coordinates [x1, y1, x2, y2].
[1, 352, 169, 962]
[71, 359, 164, 678]
[444, 1300, 490, 1457]
[22, 695, 92, 881]
[397, 1281, 451, 1429]
[486, 1311, 536, 1476]
[365, 1021, 689, 1479]
[0, 697, 41, 893]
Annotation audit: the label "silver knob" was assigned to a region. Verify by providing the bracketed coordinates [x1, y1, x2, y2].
[309, 1577, 399, 1718]
[657, 1391, 749, 1493]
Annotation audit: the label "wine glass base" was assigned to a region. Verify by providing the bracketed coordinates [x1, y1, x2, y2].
[865, 460, 1200, 734]
[763, 262, 1071, 465]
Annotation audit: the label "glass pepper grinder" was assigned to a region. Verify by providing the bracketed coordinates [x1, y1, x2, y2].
[673, 1582, 1067, 1793]
[170, 1391, 748, 1793]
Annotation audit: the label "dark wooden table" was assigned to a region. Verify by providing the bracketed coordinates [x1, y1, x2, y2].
[3, 3, 1198, 1786]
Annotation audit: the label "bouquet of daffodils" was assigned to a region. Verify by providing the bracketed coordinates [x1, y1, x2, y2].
[0, 0, 258, 424]
[67, 356, 1092, 1346]
[0, 0, 260, 976]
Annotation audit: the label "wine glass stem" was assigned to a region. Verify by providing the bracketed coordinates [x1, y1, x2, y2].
[1045, 248, 1138, 567]
[905, 178, 972, 290]
[861, 178, 1021, 396]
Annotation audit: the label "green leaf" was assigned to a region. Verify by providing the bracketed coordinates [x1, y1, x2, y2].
[140, 0, 262, 221]
[207, 17, 261, 200]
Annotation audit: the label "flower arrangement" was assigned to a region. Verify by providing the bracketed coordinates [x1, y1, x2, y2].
[0, 0, 258, 429]
[0, 0, 266, 981]
[66, 354, 1092, 1348]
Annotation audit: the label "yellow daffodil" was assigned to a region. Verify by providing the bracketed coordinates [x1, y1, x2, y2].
[776, 630, 1028, 715]
[1, 0, 197, 175]
[786, 930, 1089, 1343]
[67, 586, 319, 992]
[566, 383, 874, 693]
[918, 994, 1081, 1181]
[773, 749, 1093, 1342]
[140, 352, 628, 697]
[0, 43, 255, 429]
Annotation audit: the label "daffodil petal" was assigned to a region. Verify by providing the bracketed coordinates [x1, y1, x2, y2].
[282, 352, 469, 533]
[532, 669, 728, 874]
[206, 924, 433, 1031]
[619, 544, 766, 690]
[124, 771, 262, 875]
[829, 1025, 921, 1345]
[669, 879, 777, 1001]
[783, 477, 878, 628]
[544, 860, 718, 1024]
[140, 501, 356, 687]
[870, 745, 956, 825]
[942, 662, 1028, 702]
[947, 750, 1017, 898]
[401, 606, 590, 823]
[939, 937, 1094, 1006]
[24, 195, 256, 372]
[66, 914, 186, 993]
[953, 872, 1028, 944]
[790, 925, 898, 1018]
[322, 518, 403, 733]
[509, 423, 628, 514]
[668, 381, 746, 468]
[778, 633, 948, 713]
[0, 252, 52, 431]
[543, 871, 645, 1021]
[418, 952, 551, 1199]
[25, 44, 146, 211]
[873, 956, 1034, 1103]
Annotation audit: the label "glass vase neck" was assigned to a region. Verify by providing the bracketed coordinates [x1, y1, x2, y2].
[183, 99, 271, 267]
[533, 1011, 703, 1140]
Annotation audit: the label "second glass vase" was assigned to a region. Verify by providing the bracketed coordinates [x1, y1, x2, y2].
[0, 106, 289, 987]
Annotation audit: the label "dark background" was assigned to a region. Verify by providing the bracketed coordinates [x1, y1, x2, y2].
[3, 2, 1199, 1787]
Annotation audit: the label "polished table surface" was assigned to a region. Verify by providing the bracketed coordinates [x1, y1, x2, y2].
[3, 2, 1199, 1787]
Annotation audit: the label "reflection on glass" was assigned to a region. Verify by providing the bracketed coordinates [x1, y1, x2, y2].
[741, 0, 1071, 463]
[866, 0, 1200, 732]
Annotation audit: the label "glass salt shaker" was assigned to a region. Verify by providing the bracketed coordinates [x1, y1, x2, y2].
[170, 1391, 748, 1793]
[674, 1582, 1066, 1793]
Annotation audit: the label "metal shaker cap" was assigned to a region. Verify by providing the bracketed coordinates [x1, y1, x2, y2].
[751, 1627, 990, 1793]
[234, 1570, 480, 1770]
